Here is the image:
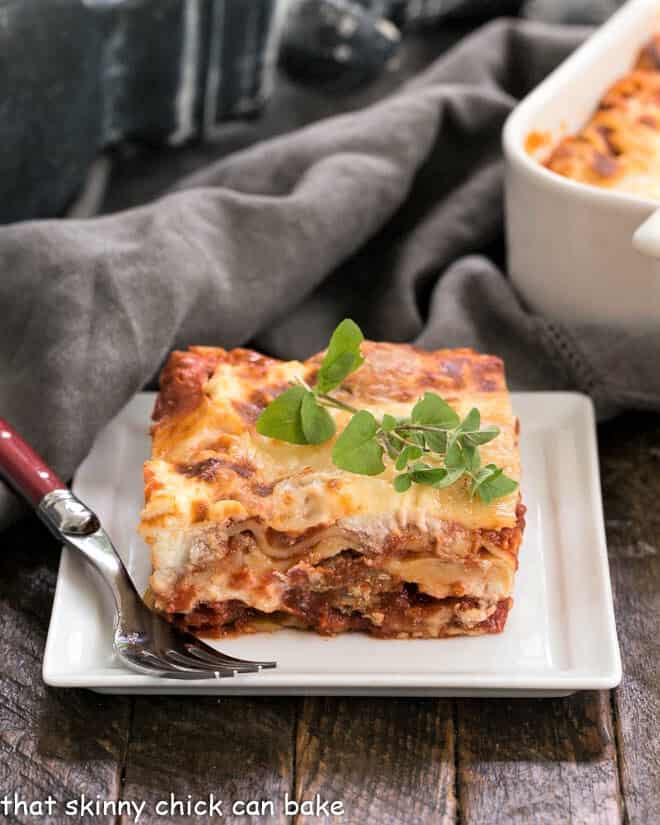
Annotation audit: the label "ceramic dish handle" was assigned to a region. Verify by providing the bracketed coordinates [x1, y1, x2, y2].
[0, 417, 66, 507]
[633, 208, 660, 258]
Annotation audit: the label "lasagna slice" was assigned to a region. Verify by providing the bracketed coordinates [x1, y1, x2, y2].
[543, 32, 660, 199]
[139, 342, 524, 638]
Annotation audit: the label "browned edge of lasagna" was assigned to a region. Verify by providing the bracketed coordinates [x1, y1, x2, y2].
[139, 342, 525, 639]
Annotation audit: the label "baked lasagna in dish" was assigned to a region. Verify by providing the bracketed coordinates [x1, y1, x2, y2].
[543, 32, 660, 199]
[139, 341, 524, 638]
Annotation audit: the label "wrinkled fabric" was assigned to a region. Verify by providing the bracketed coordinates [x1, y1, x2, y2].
[1, 19, 656, 529]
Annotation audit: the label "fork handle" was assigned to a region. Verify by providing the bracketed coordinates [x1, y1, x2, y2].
[0, 417, 66, 507]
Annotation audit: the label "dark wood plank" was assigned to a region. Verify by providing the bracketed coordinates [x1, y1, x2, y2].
[293, 697, 456, 825]
[0, 517, 131, 823]
[457, 692, 622, 825]
[121, 696, 296, 824]
[599, 413, 660, 825]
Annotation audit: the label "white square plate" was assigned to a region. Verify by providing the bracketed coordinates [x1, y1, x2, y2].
[43, 392, 621, 697]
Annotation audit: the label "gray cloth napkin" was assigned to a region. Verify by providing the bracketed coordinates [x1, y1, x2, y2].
[1, 19, 658, 529]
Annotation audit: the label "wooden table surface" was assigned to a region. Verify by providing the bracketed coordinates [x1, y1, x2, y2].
[1, 411, 658, 824]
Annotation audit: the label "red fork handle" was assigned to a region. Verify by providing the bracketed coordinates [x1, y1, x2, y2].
[0, 417, 66, 507]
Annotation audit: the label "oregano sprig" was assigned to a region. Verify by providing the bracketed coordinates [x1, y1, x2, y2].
[256, 319, 518, 503]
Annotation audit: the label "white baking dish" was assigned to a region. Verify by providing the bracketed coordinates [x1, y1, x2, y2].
[504, 0, 660, 328]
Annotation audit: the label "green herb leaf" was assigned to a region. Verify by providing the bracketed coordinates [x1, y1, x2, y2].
[381, 414, 398, 432]
[445, 440, 466, 471]
[411, 392, 460, 429]
[462, 425, 500, 447]
[410, 466, 449, 486]
[469, 464, 502, 498]
[458, 408, 480, 433]
[395, 445, 423, 471]
[477, 470, 519, 503]
[432, 467, 465, 489]
[470, 464, 498, 489]
[382, 434, 401, 461]
[424, 430, 447, 454]
[315, 319, 365, 394]
[393, 473, 412, 492]
[463, 444, 481, 474]
[399, 429, 426, 448]
[332, 410, 385, 476]
[300, 391, 336, 444]
[256, 386, 308, 445]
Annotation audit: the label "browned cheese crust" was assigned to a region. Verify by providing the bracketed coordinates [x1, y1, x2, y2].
[543, 32, 660, 198]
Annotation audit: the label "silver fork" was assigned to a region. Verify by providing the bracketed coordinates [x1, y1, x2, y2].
[0, 417, 276, 680]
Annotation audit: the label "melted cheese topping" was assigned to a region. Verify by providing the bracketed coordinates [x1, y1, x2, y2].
[543, 33, 660, 199]
[142, 359, 519, 542]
